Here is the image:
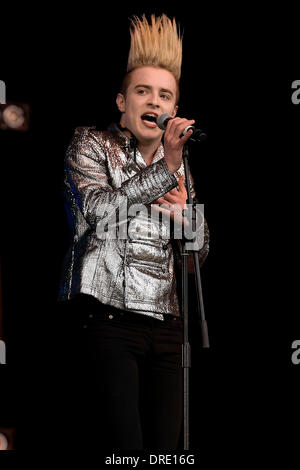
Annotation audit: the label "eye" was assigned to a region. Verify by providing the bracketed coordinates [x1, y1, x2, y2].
[137, 88, 146, 95]
[161, 94, 171, 100]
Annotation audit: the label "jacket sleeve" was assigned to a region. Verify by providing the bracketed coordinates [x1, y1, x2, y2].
[65, 127, 178, 232]
[188, 166, 209, 267]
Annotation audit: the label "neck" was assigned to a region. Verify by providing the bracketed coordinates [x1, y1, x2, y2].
[137, 140, 161, 165]
[119, 123, 161, 166]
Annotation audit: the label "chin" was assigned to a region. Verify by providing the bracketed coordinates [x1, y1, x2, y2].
[138, 127, 162, 140]
[141, 133, 161, 144]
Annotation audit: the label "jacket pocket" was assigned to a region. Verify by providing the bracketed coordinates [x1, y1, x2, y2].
[127, 239, 169, 272]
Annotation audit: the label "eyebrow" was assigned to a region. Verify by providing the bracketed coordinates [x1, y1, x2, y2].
[134, 84, 174, 97]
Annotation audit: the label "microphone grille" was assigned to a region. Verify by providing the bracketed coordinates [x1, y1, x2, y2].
[156, 113, 172, 130]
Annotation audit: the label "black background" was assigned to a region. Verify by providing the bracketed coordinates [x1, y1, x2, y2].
[0, 4, 299, 460]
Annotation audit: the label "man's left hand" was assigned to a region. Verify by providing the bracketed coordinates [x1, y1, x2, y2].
[151, 174, 188, 226]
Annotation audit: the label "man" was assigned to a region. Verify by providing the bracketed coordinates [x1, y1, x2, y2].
[58, 14, 209, 450]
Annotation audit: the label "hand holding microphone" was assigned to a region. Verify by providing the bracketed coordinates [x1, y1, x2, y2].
[157, 113, 207, 141]
[159, 115, 195, 174]
[157, 113, 206, 174]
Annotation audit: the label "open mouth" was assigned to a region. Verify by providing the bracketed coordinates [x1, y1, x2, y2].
[141, 113, 158, 128]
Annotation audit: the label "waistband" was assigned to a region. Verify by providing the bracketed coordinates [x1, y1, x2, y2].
[69, 294, 180, 322]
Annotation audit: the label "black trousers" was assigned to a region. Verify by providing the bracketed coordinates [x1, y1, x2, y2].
[58, 295, 184, 450]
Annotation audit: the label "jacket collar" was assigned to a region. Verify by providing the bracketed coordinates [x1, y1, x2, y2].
[107, 122, 165, 167]
[107, 122, 134, 152]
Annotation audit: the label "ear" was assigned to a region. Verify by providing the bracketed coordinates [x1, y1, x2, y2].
[171, 105, 178, 118]
[116, 93, 126, 113]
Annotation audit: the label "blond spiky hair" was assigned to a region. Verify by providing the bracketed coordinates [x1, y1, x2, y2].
[127, 14, 183, 82]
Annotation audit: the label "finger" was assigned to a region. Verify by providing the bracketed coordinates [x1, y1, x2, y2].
[153, 196, 173, 205]
[170, 177, 184, 193]
[179, 128, 193, 145]
[165, 117, 181, 134]
[161, 192, 176, 203]
[152, 204, 187, 226]
[168, 187, 180, 194]
[152, 202, 180, 214]
[178, 174, 186, 190]
[162, 190, 186, 207]
[176, 119, 195, 137]
[166, 118, 195, 140]
[153, 206, 183, 223]
[168, 118, 194, 131]
[151, 205, 172, 216]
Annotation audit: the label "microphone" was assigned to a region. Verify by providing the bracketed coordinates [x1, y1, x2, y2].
[156, 113, 207, 142]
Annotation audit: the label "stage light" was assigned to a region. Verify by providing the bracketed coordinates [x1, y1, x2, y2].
[0, 432, 8, 450]
[0, 428, 15, 450]
[0, 102, 30, 131]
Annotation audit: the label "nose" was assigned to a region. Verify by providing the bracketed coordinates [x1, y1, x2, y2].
[147, 92, 160, 109]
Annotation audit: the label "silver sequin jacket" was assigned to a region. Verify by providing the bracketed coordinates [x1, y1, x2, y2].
[58, 124, 209, 320]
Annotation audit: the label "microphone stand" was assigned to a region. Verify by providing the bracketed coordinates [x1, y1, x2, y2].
[181, 142, 209, 451]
